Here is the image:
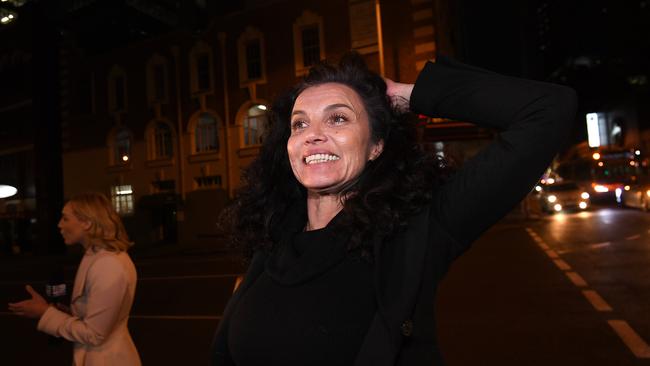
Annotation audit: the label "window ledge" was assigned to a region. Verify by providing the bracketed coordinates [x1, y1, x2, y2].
[188, 152, 221, 163]
[191, 89, 214, 97]
[146, 158, 174, 168]
[238, 145, 261, 158]
[239, 78, 267, 89]
[107, 163, 133, 173]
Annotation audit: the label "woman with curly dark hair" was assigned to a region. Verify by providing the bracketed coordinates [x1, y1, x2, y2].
[211, 53, 576, 366]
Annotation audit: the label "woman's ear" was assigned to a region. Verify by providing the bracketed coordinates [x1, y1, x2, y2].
[369, 139, 384, 161]
[80, 219, 92, 231]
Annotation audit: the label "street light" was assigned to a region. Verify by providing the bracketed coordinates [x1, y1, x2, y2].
[0, 184, 18, 199]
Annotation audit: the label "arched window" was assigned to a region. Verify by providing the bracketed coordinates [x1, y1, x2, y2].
[195, 113, 219, 153]
[243, 104, 268, 146]
[154, 122, 173, 159]
[114, 128, 131, 163]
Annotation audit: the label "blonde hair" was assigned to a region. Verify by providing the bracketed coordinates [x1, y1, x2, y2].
[66, 192, 133, 252]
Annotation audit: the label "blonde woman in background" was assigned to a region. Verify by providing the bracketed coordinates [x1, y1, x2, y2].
[9, 192, 141, 366]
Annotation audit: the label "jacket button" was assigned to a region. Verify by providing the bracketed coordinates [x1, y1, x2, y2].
[401, 320, 413, 337]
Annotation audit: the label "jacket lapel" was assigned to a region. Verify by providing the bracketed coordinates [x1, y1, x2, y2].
[71, 250, 101, 303]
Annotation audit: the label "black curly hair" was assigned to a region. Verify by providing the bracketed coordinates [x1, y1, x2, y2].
[219, 52, 452, 260]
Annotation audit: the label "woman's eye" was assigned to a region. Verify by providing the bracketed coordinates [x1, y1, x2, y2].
[291, 120, 307, 130]
[331, 114, 348, 124]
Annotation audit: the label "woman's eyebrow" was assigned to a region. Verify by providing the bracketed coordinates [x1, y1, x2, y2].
[323, 103, 354, 113]
[291, 103, 354, 117]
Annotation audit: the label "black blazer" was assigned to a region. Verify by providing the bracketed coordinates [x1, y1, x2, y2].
[211, 56, 577, 365]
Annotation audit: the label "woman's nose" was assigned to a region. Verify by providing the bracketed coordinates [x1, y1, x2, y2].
[305, 124, 327, 144]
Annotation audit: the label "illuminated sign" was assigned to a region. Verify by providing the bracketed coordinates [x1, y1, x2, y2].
[586, 113, 601, 148]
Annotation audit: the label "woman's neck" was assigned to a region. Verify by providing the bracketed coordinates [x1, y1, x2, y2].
[305, 192, 343, 231]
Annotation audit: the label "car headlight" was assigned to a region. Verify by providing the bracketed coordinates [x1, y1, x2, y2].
[547, 195, 557, 203]
[594, 185, 609, 193]
[646, 190, 650, 197]
[581, 192, 590, 199]
[579, 202, 588, 209]
[554, 204, 562, 211]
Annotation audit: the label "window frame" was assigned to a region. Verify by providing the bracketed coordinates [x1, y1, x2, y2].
[146, 54, 169, 105]
[189, 42, 214, 95]
[107, 65, 128, 113]
[293, 10, 326, 77]
[191, 112, 221, 154]
[110, 185, 134, 216]
[237, 27, 267, 87]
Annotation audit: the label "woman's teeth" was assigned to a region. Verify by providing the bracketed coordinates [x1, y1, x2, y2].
[305, 154, 340, 164]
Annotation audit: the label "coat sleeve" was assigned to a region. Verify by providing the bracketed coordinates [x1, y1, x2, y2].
[409, 56, 577, 260]
[37, 256, 130, 346]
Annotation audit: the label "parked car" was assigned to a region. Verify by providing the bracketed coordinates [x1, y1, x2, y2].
[622, 183, 650, 211]
[539, 181, 590, 213]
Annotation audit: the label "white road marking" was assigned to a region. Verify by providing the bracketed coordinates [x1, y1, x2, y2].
[625, 234, 641, 241]
[589, 242, 611, 249]
[552, 259, 571, 271]
[565, 271, 588, 287]
[544, 249, 560, 259]
[608, 320, 650, 358]
[537, 242, 550, 250]
[581, 290, 613, 311]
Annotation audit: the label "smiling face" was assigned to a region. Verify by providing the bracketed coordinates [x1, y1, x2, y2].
[58, 203, 90, 246]
[287, 83, 383, 194]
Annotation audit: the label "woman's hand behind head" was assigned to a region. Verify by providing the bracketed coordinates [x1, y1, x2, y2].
[384, 78, 414, 112]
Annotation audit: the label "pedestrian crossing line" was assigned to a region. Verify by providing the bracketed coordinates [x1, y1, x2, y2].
[129, 315, 222, 320]
[608, 320, 650, 358]
[625, 234, 641, 241]
[544, 249, 560, 259]
[565, 271, 588, 287]
[536, 242, 550, 250]
[581, 290, 613, 311]
[552, 259, 572, 271]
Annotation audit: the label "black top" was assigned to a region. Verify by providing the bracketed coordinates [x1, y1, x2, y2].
[228, 216, 376, 366]
[212, 56, 577, 366]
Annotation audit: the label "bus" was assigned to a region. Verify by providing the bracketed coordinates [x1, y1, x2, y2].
[554, 143, 645, 203]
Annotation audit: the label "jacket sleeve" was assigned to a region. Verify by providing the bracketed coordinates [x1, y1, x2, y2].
[37, 256, 130, 346]
[410, 56, 577, 260]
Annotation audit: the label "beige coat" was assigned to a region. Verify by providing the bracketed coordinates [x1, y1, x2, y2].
[38, 249, 141, 366]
